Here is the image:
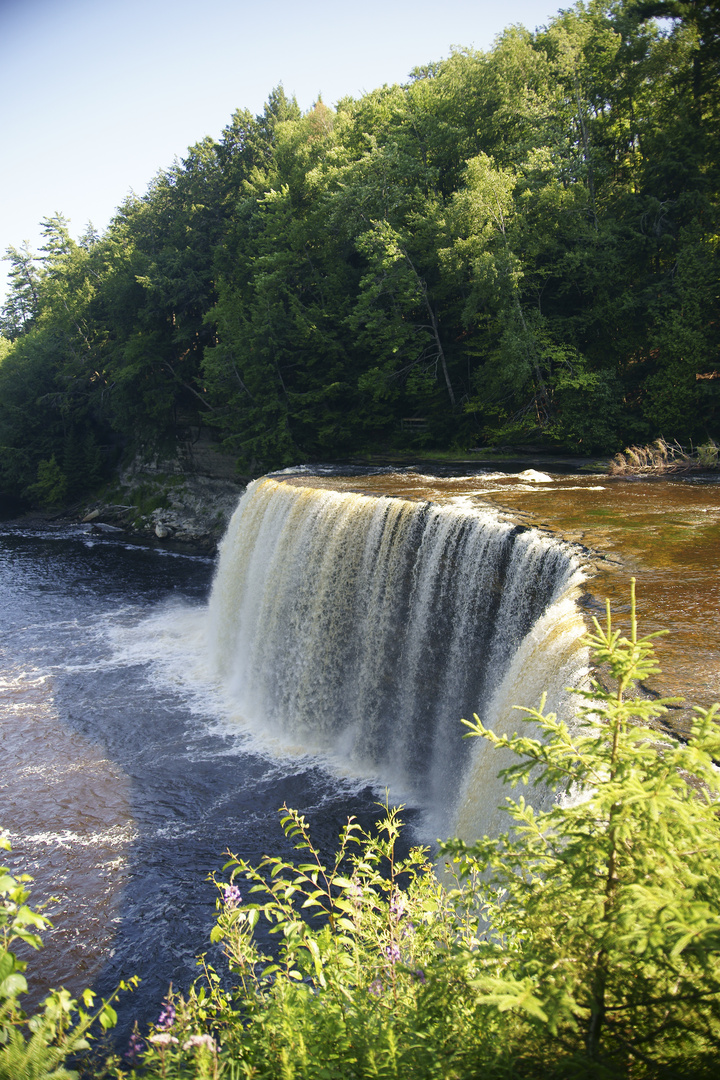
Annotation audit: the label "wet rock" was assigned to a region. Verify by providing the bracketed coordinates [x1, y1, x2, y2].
[92, 522, 123, 534]
[517, 469, 554, 483]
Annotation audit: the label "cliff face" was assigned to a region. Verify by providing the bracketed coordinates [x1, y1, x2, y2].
[80, 436, 245, 552]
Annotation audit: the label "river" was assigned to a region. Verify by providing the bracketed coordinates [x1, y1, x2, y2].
[0, 522, 393, 1041]
[1, 466, 718, 1044]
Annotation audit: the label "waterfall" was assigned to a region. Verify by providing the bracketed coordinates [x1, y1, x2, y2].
[207, 476, 589, 835]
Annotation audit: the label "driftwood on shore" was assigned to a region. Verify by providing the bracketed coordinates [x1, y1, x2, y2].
[609, 438, 719, 475]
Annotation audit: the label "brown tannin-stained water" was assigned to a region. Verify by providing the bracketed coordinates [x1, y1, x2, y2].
[283, 468, 720, 735]
[1, 466, 718, 1046]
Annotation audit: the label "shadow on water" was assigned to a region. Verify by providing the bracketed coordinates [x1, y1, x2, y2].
[0, 526, 416, 1048]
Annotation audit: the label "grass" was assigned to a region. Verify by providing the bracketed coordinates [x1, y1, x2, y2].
[609, 438, 719, 475]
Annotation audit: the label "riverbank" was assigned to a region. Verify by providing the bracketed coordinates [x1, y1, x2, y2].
[2, 475, 244, 553]
[1, 438, 246, 553]
[0, 449, 612, 552]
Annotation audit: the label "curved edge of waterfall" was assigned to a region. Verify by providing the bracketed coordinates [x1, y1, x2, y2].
[206, 476, 591, 839]
[450, 585, 590, 842]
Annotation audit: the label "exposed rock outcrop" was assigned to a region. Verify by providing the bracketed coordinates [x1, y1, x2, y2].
[80, 437, 245, 552]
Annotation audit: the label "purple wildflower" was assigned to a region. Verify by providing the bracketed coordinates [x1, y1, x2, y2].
[389, 890, 406, 920]
[157, 1001, 176, 1030]
[368, 978, 383, 997]
[384, 943, 401, 964]
[223, 883, 243, 908]
[125, 1029, 144, 1061]
[413, 968, 427, 985]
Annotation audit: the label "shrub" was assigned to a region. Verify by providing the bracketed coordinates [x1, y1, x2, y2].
[121, 581, 720, 1079]
[26, 455, 67, 510]
[441, 580, 720, 1076]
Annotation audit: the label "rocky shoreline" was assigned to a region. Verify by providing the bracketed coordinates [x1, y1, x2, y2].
[79, 471, 245, 552]
[1, 438, 247, 554]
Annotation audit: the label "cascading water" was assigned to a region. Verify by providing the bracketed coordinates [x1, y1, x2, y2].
[207, 476, 589, 835]
[3, 469, 715, 1039]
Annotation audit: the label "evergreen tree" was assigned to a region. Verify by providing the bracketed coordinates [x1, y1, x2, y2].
[1, 243, 40, 338]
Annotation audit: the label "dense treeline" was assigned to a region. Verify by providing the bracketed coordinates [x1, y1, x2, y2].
[1, 0, 718, 500]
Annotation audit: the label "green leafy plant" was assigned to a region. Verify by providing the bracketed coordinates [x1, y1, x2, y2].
[205, 804, 461, 1079]
[441, 578, 720, 1076]
[26, 456, 68, 510]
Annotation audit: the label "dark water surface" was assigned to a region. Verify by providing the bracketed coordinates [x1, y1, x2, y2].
[2, 469, 718, 1045]
[0, 525, 387, 1043]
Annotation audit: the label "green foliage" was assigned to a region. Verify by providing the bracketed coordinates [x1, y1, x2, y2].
[1, 244, 41, 338]
[441, 580, 720, 1075]
[2, 3, 718, 486]
[120, 478, 172, 519]
[208, 805, 457, 1078]
[110, 584, 720, 1079]
[27, 456, 68, 510]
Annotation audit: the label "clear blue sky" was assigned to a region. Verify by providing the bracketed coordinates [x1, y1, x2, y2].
[0, 0, 563, 302]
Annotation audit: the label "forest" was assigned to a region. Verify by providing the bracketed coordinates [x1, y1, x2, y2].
[0, 0, 718, 502]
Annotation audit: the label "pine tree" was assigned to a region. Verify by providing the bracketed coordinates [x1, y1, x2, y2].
[442, 579, 720, 1075]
